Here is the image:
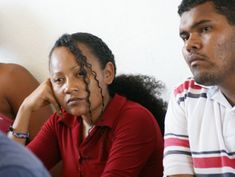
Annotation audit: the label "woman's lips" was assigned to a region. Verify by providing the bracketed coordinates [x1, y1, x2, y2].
[67, 97, 86, 105]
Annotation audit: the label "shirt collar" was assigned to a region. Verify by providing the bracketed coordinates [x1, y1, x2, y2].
[57, 94, 127, 128]
[57, 110, 78, 128]
[96, 94, 127, 128]
[207, 86, 232, 109]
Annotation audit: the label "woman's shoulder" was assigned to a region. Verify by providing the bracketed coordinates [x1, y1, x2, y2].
[112, 99, 161, 140]
[119, 99, 157, 126]
[124, 98, 153, 113]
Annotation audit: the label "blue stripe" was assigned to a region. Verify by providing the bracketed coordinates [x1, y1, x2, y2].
[164, 133, 188, 138]
[177, 92, 207, 104]
[164, 150, 191, 157]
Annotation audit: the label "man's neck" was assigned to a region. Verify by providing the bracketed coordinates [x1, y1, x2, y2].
[219, 85, 235, 107]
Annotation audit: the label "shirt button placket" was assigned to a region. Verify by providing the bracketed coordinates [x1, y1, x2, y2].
[77, 151, 82, 175]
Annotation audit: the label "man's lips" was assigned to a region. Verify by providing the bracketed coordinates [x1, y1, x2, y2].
[187, 54, 207, 66]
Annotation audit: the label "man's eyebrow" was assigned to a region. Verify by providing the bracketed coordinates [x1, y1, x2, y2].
[179, 19, 212, 35]
[191, 19, 212, 29]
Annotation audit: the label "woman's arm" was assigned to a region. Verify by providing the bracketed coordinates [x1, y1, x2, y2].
[3, 64, 53, 140]
[8, 78, 60, 144]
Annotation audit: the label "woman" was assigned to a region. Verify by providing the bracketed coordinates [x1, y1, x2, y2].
[9, 32, 166, 177]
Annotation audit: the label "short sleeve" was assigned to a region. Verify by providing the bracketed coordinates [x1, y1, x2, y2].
[163, 92, 194, 176]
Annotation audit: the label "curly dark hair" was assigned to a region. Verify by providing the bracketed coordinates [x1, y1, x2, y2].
[49, 32, 166, 134]
[109, 74, 167, 135]
[178, 0, 235, 25]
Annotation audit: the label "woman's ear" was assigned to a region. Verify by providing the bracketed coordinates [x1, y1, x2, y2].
[103, 62, 115, 84]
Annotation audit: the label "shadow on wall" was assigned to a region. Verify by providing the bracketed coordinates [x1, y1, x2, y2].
[0, 5, 53, 81]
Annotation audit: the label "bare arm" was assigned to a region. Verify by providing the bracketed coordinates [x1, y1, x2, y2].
[3, 64, 53, 140]
[8, 78, 60, 145]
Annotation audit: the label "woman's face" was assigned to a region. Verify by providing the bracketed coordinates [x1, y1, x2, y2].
[49, 43, 114, 119]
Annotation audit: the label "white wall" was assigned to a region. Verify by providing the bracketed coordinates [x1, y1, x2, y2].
[0, 0, 191, 100]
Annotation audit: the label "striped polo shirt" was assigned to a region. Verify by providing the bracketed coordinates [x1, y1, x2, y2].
[164, 78, 235, 177]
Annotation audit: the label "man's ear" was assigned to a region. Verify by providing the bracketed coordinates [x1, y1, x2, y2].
[103, 62, 115, 84]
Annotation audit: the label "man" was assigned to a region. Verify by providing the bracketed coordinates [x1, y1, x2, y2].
[164, 0, 235, 176]
[0, 131, 50, 177]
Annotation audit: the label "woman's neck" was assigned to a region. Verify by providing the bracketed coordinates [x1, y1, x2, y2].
[81, 119, 94, 139]
[82, 93, 111, 123]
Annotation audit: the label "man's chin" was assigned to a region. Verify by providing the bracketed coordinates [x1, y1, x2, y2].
[193, 75, 217, 86]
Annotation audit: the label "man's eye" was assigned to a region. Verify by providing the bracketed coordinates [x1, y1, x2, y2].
[180, 32, 189, 42]
[201, 26, 212, 33]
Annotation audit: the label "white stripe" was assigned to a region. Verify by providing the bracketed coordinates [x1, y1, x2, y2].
[195, 166, 235, 174]
[192, 152, 235, 158]
[164, 134, 189, 140]
[164, 146, 190, 153]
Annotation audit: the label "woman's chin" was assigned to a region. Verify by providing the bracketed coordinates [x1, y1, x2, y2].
[67, 107, 88, 117]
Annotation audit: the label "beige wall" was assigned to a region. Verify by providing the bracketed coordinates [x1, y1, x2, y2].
[0, 0, 191, 100]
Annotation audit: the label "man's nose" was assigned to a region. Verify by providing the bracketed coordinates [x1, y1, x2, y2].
[185, 33, 202, 53]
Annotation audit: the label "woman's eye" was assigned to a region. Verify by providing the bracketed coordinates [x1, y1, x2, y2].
[53, 78, 64, 84]
[76, 70, 87, 77]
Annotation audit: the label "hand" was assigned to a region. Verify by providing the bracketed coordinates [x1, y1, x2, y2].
[22, 79, 60, 112]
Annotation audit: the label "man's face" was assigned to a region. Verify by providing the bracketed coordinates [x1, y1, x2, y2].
[179, 2, 235, 86]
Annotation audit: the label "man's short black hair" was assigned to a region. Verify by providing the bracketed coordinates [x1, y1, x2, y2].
[178, 0, 235, 25]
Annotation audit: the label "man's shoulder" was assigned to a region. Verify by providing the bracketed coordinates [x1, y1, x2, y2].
[173, 78, 208, 96]
[170, 78, 215, 105]
[0, 166, 49, 177]
[0, 132, 50, 177]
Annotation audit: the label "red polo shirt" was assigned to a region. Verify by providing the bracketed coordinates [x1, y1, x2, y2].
[28, 94, 163, 177]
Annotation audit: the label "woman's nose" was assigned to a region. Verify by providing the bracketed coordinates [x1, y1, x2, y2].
[63, 79, 80, 94]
